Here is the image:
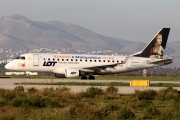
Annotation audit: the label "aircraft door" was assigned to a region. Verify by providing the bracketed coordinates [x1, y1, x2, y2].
[126, 57, 132, 69]
[33, 54, 39, 66]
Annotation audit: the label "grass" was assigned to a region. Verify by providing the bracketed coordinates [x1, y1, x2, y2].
[0, 86, 180, 119]
[18, 81, 180, 87]
[19, 82, 130, 86]
[4, 75, 180, 81]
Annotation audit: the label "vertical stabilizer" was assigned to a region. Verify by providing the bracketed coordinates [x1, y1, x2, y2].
[133, 28, 170, 59]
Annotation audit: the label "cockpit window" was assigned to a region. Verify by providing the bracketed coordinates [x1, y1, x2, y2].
[21, 57, 25, 60]
[14, 56, 25, 60]
[15, 56, 21, 59]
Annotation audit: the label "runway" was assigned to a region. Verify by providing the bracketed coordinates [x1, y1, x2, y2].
[1, 78, 180, 94]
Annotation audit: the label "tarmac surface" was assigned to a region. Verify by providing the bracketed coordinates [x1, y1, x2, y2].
[1, 78, 180, 94]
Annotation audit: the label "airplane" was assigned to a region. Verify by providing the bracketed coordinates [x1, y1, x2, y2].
[5, 28, 172, 80]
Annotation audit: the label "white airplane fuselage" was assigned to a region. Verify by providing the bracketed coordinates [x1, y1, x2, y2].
[5, 28, 172, 79]
[5, 53, 159, 74]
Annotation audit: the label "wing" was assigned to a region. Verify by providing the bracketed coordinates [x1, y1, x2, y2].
[80, 57, 130, 72]
[83, 63, 119, 70]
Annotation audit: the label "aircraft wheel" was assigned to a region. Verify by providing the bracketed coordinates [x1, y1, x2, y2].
[88, 75, 95, 80]
[81, 76, 87, 80]
[26, 74, 30, 79]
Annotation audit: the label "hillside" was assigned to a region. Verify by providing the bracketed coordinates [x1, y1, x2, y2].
[0, 14, 132, 53]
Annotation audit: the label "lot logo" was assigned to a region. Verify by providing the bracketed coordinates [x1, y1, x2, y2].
[43, 61, 57, 66]
[71, 72, 76, 74]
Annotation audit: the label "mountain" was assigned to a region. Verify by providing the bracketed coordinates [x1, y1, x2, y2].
[0, 14, 132, 52]
[0, 14, 180, 68]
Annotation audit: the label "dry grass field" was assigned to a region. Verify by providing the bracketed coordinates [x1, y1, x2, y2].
[0, 86, 180, 119]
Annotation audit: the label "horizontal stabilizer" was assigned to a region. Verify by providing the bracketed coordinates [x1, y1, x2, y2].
[147, 58, 172, 65]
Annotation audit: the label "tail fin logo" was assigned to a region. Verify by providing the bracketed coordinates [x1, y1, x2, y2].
[133, 28, 170, 59]
[148, 33, 164, 59]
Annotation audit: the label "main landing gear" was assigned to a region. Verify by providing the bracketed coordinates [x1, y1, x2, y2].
[81, 75, 95, 80]
[26, 74, 30, 79]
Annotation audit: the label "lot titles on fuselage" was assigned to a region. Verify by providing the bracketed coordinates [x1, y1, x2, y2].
[42, 55, 116, 66]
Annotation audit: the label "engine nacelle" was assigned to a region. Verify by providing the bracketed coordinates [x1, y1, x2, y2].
[65, 69, 80, 78]
[55, 74, 66, 78]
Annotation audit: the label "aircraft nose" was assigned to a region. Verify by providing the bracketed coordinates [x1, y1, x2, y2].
[5, 63, 11, 69]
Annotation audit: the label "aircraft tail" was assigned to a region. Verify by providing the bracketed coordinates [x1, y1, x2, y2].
[133, 28, 170, 59]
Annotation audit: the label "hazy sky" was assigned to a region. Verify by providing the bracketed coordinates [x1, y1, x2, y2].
[0, 0, 180, 42]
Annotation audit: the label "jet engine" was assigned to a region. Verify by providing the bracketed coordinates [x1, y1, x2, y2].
[65, 69, 80, 78]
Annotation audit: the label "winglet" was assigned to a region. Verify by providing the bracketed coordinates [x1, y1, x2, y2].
[133, 28, 170, 59]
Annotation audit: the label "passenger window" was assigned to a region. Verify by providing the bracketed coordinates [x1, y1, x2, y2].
[71, 59, 73, 61]
[99, 60, 101, 62]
